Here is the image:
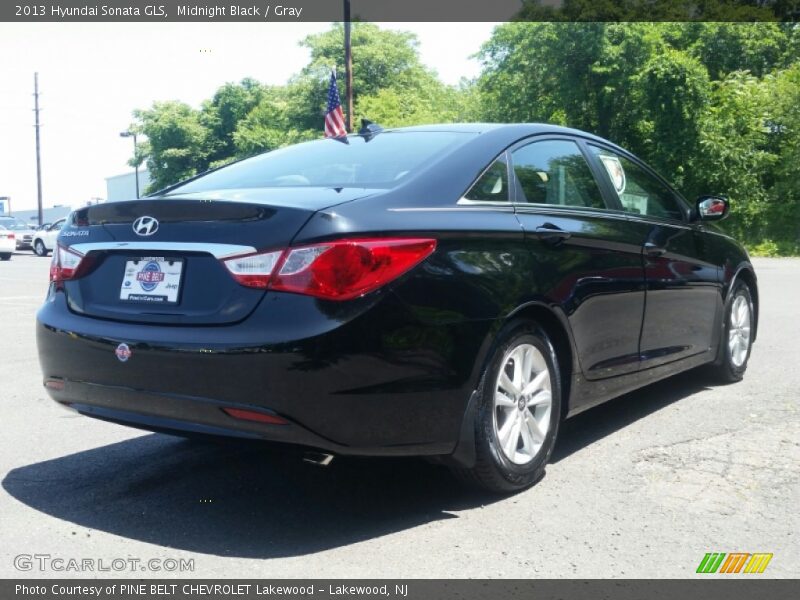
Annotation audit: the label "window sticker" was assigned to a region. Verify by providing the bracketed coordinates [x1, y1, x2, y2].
[599, 154, 626, 195]
[620, 192, 649, 215]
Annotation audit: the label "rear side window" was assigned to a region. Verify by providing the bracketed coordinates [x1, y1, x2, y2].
[511, 140, 606, 209]
[463, 158, 509, 202]
[589, 145, 684, 221]
[165, 131, 476, 194]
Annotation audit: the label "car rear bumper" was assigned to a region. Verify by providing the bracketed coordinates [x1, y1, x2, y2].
[48, 381, 454, 456]
[37, 289, 491, 456]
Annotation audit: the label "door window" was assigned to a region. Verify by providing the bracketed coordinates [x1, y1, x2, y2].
[510, 140, 606, 209]
[589, 146, 685, 221]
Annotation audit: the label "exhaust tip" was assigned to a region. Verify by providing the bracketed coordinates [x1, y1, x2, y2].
[44, 378, 65, 391]
[303, 451, 335, 467]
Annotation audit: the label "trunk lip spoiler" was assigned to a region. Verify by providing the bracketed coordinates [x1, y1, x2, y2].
[67, 241, 256, 260]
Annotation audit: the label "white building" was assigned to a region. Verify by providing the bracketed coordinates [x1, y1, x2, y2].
[105, 169, 152, 202]
[13, 205, 73, 226]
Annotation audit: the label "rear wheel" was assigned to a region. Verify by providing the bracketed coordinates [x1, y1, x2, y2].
[711, 281, 754, 383]
[34, 240, 48, 257]
[453, 322, 562, 493]
[0, 253, 10, 261]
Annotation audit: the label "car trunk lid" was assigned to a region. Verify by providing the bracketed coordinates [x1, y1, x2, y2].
[61, 189, 376, 325]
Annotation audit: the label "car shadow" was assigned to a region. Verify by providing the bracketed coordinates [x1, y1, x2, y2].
[2, 434, 497, 559]
[552, 365, 716, 462]
[3, 367, 717, 558]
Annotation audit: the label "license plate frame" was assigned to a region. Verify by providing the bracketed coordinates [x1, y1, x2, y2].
[119, 256, 184, 304]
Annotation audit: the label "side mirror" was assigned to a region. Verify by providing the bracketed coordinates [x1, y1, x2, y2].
[695, 195, 729, 222]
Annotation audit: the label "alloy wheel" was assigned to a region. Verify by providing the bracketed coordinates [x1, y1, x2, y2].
[728, 294, 751, 368]
[492, 343, 552, 465]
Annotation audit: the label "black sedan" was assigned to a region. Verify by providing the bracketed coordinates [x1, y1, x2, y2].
[36, 124, 757, 492]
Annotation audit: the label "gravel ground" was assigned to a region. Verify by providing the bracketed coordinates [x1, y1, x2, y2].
[0, 252, 797, 578]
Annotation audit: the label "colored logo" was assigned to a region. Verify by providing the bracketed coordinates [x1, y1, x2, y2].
[115, 343, 132, 363]
[136, 261, 164, 292]
[697, 552, 773, 574]
[132, 216, 159, 236]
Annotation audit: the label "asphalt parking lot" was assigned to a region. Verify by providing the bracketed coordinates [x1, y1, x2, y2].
[0, 252, 797, 578]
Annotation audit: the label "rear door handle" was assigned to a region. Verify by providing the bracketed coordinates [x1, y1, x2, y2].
[644, 242, 667, 257]
[533, 223, 571, 242]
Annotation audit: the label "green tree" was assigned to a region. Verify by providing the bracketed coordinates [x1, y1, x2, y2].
[476, 22, 800, 253]
[233, 86, 317, 156]
[299, 23, 427, 103]
[630, 48, 710, 191]
[201, 78, 267, 167]
[128, 21, 800, 255]
[356, 79, 479, 127]
[476, 23, 667, 141]
[235, 22, 468, 145]
[765, 64, 800, 252]
[695, 72, 776, 239]
[515, 0, 780, 21]
[683, 23, 791, 80]
[135, 24, 464, 189]
[133, 101, 209, 192]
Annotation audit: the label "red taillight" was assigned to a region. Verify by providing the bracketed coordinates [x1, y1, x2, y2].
[49, 244, 88, 283]
[222, 238, 436, 300]
[273, 238, 437, 300]
[7, 233, 14, 240]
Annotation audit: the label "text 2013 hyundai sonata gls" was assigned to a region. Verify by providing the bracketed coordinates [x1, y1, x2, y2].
[36, 124, 757, 492]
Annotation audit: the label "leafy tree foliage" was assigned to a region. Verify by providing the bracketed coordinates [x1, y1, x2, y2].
[516, 0, 783, 21]
[300, 23, 426, 103]
[133, 23, 473, 192]
[201, 78, 267, 166]
[130, 22, 800, 253]
[132, 101, 209, 192]
[477, 22, 800, 252]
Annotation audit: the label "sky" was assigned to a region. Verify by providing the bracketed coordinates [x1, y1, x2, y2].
[0, 22, 498, 213]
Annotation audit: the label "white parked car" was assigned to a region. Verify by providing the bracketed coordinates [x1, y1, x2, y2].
[0, 225, 14, 260]
[32, 218, 66, 257]
[0, 216, 37, 251]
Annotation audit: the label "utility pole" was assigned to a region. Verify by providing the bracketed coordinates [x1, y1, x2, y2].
[344, 0, 353, 132]
[33, 72, 43, 226]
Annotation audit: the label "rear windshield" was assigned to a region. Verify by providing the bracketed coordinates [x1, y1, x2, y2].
[164, 131, 475, 194]
[0, 219, 28, 230]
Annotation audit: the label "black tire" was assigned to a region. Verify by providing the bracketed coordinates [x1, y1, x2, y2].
[452, 321, 562, 493]
[34, 240, 48, 257]
[0, 253, 10, 261]
[711, 281, 754, 383]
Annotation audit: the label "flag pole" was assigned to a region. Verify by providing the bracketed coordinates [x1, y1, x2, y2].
[343, 0, 353, 133]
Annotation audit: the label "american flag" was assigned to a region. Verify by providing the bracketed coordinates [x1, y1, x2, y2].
[324, 70, 348, 139]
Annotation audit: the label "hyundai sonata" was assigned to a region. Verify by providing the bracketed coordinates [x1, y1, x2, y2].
[36, 124, 757, 492]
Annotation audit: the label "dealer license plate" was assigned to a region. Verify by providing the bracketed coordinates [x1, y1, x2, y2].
[119, 257, 183, 304]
